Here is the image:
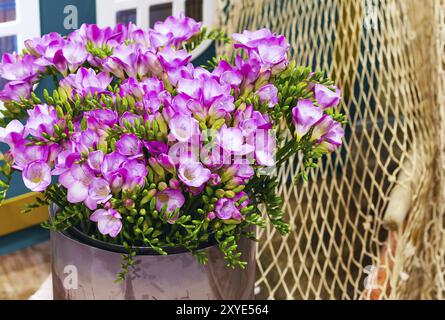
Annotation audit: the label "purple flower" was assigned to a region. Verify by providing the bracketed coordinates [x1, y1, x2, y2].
[0, 120, 27, 149]
[61, 40, 89, 72]
[255, 84, 278, 108]
[313, 84, 341, 109]
[213, 60, 243, 88]
[59, 163, 95, 204]
[26, 104, 61, 139]
[317, 122, 344, 152]
[236, 164, 254, 180]
[119, 159, 148, 191]
[252, 129, 276, 167]
[74, 24, 115, 47]
[85, 177, 112, 210]
[178, 161, 211, 188]
[254, 37, 289, 71]
[0, 80, 32, 101]
[156, 188, 185, 213]
[209, 173, 222, 186]
[153, 13, 201, 47]
[158, 153, 176, 173]
[115, 134, 143, 158]
[169, 114, 199, 142]
[87, 150, 104, 173]
[144, 140, 169, 155]
[233, 29, 289, 73]
[217, 126, 254, 155]
[101, 151, 127, 181]
[60, 67, 112, 98]
[311, 114, 335, 142]
[11, 144, 49, 171]
[292, 99, 324, 140]
[85, 109, 118, 131]
[0, 53, 43, 82]
[158, 46, 192, 70]
[25, 32, 65, 57]
[232, 29, 276, 49]
[215, 198, 241, 220]
[22, 160, 51, 192]
[73, 129, 99, 153]
[90, 209, 122, 238]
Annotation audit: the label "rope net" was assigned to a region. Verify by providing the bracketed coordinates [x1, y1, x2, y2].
[216, 0, 445, 300]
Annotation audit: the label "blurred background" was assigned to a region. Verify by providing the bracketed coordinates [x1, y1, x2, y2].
[0, 0, 444, 300]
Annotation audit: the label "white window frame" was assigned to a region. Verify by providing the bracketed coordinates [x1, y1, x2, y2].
[0, 0, 41, 52]
[96, 0, 217, 58]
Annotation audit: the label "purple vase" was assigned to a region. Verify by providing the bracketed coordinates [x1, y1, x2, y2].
[50, 207, 256, 300]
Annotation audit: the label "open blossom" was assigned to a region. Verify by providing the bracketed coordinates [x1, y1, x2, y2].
[169, 114, 199, 142]
[316, 122, 344, 152]
[233, 29, 289, 72]
[0, 53, 43, 82]
[22, 160, 52, 192]
[26, 104, 61, 139]
[60, 67, 112, 98]
[158, 46, 192, 70]
[314, 84, 341, 109]
[115, 134, 143, 158]
[0, 80, 33, 101]
[178, 161, 211, 188]
[217, 126, 254, 155]
[90, 209, 122, 238]
[215, 198, 242, 220]
[59, 163, 95, 204]
[156, 188, 185, 213]
[119, 159, 148, 191]
[255, 84, 278, 108]
[152, 13, 201, 47]
[292, 99, 324, 140]
[11, 144, 49, 171]
[0, 120, 27, 149]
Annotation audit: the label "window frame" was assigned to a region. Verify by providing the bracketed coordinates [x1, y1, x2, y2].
[0, 0, 41, 52]
[96, 0, 217, 58]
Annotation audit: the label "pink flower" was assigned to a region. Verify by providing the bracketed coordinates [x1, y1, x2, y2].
[217, 126, 254, 155]
[59, 163, 95, 204]
[115, 134, 143, 158]
[119, 159, 148, 191]
[313, 84, 341, 109]
[316, 122, 344, 152]
[60, 67, 112, 98]
[158, 46, 192, 70]
[0, 53, 43, 82]
[26, 104, 61, 139]
[85, 177, 112, 210]
[292, 99, 324, 140]
[0, 80, 32, 101]
[178, 161, 211, 188]
[156, 188, 185, 213]
[90, 209, 122, 238]
[169, 113, 199, 142]
[22, 160, 51, 192]
[255, 84, 279, 108]
[152, 13, 201, 47]
[11, 144, 49, 171]
[0, 120, 27, 149]
[215, 198, 241, 220]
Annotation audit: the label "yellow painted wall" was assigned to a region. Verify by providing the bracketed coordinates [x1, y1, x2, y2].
[0, 193, 48, 236]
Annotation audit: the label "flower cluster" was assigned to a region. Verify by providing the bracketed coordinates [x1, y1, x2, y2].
[0, 14, 344, 272]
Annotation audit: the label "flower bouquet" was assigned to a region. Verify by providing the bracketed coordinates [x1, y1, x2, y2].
[0, 14, 344, 296]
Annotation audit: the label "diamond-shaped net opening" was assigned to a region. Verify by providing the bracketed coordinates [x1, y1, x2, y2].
[216, 0, 445, 299]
